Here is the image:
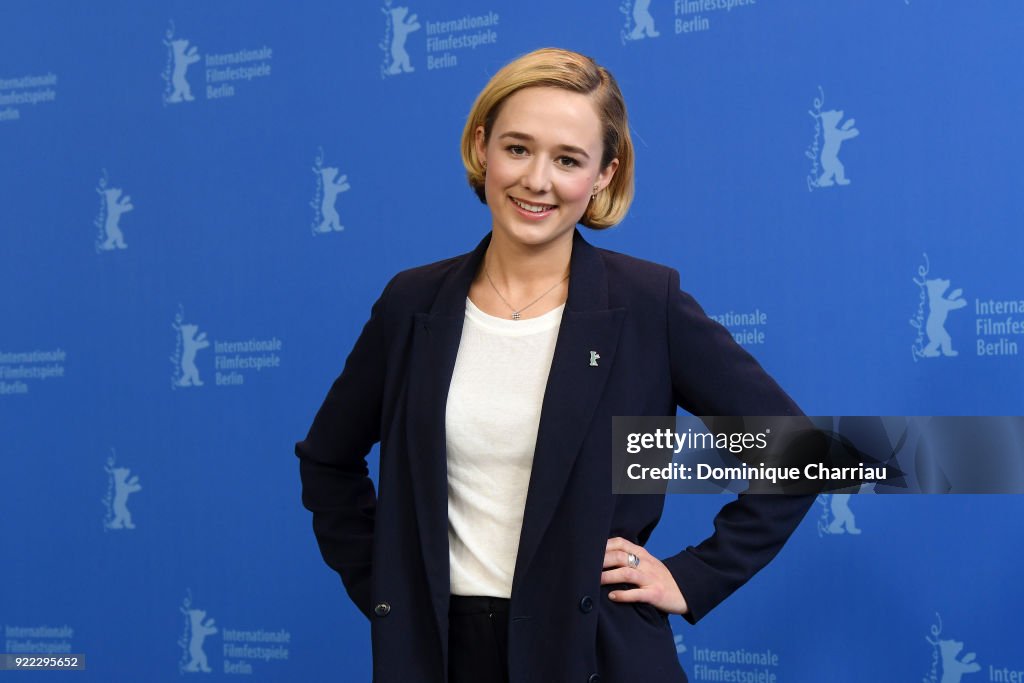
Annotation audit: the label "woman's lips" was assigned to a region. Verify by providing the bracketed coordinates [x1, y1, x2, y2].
[509, 195, 556, 219]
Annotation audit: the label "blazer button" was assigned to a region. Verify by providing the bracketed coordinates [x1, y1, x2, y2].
[588, 674, 601, 683]
[374, 602, 391, 617]
[579, 595, 594, 613]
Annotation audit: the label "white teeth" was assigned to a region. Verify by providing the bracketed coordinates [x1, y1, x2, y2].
[511, 197, 553, 213]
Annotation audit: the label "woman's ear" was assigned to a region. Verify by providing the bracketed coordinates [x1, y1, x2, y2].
[474, 125, 487, 168]
[596, 158, 619, 193]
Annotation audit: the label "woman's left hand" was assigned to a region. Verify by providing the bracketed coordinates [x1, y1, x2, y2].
[601, 537, 690, 615]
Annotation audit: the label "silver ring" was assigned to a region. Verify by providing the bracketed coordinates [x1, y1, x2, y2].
[627, 552, 640, 569]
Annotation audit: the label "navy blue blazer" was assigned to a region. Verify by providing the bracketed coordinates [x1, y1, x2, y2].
[295, 229, 813, 683]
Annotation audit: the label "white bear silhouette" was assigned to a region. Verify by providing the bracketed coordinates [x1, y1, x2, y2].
[816, 109, 859, 187]
[386, 7, 421, 75]
[98, 188, 134, 250]
[177, 323, 209, 387]
[931, 638, 980, 683]
[826, 494, 861, 535]
[629, 0, 660, 39]
[317, 167, 350, 233]
[183, 609, 217, 673]
[106, 466, 141, 529]
[167, 39, 200, 103]
[923, 279, 966, 357]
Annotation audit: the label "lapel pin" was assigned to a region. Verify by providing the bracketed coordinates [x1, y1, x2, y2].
[589, 351, 600, 367]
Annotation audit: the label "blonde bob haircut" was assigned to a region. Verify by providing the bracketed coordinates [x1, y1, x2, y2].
[460, 47, 635, 230]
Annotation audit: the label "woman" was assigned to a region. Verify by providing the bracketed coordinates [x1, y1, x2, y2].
[295, 47, 813, 683]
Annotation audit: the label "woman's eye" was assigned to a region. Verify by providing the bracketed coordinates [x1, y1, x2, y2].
[558, 156, 580, 168]
[506, 145, 527, 155]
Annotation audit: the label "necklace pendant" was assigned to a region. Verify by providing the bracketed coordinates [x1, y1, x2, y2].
[512, 311, 521, 320]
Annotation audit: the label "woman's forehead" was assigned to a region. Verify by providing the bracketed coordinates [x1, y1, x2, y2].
[492, 87, 602, 143]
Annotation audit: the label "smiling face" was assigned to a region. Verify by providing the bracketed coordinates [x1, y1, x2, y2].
[474, 86, 618, 251]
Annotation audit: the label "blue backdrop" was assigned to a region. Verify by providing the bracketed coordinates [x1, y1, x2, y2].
[2, 1, 1022, 680]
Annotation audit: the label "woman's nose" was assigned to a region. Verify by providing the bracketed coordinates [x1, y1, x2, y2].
[521, 157, 552, 194]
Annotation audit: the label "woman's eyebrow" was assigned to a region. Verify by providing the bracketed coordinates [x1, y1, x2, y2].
[497, 131, 590, 159]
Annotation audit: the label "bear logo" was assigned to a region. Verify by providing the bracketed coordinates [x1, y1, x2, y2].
[105, 466, 141, 530]
[925, 636, 981, 683]
[627, 0, 660, 40]
[182, 608, 217, 673]
[166, 38, 200, 103]
[820, 493, 861, 535]
[385, 6, 421, 75]
[922, 278, 966, 357]
[815, 109, 859, 187]
[97, 187, 134, 251]
[316, 167, 350, 233]
[177, 323, 209, 387]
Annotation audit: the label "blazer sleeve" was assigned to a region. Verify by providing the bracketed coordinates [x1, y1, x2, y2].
[294, 277, 396, 620]
[658, 267, 815, 624]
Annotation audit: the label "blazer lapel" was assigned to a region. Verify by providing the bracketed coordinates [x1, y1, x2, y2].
[404, 234, 489, 640]
[511, 230, 626, 597]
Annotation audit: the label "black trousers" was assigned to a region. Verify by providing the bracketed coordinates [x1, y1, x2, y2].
[448, 595, 511, 683]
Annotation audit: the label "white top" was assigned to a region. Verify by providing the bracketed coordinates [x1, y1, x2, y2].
[445, 296, 564, 597]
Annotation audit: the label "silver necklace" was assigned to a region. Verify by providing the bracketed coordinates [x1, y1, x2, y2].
[483, 264, 569, 320]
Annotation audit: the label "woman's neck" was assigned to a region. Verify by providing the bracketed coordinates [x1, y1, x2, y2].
[482, 230, 572, 294]
[467, 229, 573, 320]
